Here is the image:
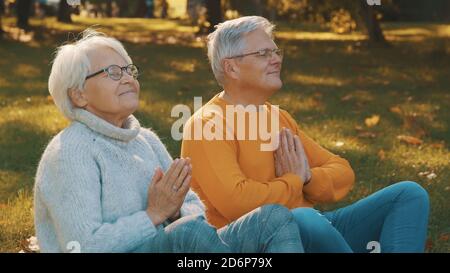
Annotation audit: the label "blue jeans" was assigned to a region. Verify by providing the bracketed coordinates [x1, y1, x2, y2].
[292, 181, 430, 253]
[143, 204, 303, 253]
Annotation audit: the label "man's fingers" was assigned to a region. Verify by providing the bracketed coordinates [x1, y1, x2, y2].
[294, 135, 307, 159]
[286, 129, 295, 153]
[281, 128, 289, 156]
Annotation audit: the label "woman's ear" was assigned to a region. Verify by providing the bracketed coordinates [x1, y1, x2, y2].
[68, 88, 88, 108]
[222, 59, 240, 80]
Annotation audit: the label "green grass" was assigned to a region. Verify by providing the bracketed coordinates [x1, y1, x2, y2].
[0, 16, 449, 252]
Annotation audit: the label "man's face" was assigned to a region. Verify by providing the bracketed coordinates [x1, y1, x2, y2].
[234, 28, 283, 96]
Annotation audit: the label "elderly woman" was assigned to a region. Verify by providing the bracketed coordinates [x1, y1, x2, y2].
[34, 30, 304, 253]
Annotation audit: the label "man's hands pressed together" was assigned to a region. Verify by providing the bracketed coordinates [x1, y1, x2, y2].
[274, 128, 311, 185]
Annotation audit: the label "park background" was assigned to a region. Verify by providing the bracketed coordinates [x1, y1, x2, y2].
[0, 0, 449, 252]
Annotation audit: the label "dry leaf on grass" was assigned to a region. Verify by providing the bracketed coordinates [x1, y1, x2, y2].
[358, 131, 377, 138]
[389, 106, 402, 114]
[397, 135, 423, 145]
[365, 115, 380, 127]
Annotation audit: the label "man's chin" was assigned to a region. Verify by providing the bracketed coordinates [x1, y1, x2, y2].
[267, 81, 283, 95]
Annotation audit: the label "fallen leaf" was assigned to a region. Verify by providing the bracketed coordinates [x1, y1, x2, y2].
[354, 125, 364, 131]
[378, 149, 386, 160]
[27, 236, 40, 252]
[425, 238, 433, 251]
[397, 135, 423, 145]
[430, 142, 445, 149]
[335, 141, 344, 147]
[341, 94, 353, 101]
[418, 171, 430, 177]
[358, 131, 377, 138]
[389, 106, 402, 114]
[439, 234, 449, 242]
[426, 172, 437, 180]
[46, 95, 53, 103]
[365, 115, 380, 127]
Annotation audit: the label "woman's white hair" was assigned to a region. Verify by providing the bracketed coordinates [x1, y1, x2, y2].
[48, 29, 132, 120]
[207, 16, 275, 86]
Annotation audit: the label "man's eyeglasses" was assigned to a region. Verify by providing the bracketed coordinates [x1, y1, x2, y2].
[85, 64, 140, 81]
[227, 48, 283, 60]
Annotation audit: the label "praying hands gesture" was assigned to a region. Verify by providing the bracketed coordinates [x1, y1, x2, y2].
[146, 158, 192, 226]
[274, 128, 311, 184]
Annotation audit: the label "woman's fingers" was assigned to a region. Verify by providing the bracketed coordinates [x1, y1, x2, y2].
[151, 167, 164, 185]
[166, 158, 185, 189]
[173, 164, 191, 192]
[176, 174, 192, 197]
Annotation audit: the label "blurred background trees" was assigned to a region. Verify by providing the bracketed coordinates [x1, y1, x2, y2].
[1, 0, 448, 44]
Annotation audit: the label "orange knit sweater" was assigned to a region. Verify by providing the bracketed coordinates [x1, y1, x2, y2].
[181, 94, 355, 228]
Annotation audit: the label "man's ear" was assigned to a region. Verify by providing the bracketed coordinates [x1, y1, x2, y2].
[68, 88, 88, 108]
[222, 59, 240, 81]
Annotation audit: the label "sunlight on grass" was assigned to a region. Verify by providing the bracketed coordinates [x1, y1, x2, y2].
[13, 64, 42, 78]
[0, 102, 69, 136]
[0, 19, 448, 252]
[0, 170, 29, 202]
[286, 73, 347, 87]
[0, 190, 34, 253]
[390, 144, 449, 170]
[276, 31, 366, 41]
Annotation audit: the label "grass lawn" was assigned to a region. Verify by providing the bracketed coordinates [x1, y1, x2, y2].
[0, 16, 449, 252]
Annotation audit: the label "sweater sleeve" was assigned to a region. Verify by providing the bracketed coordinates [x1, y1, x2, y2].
[282, 111, 355, 204]
[143, 129, 205, 218]
[36, 144, 158, 253]
[181, 118, 303, 224]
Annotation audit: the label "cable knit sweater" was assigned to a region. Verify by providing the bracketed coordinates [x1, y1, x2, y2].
[34, 108, 205, 253]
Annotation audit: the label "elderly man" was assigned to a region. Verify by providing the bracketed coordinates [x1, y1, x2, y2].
[34, 29, 304, 253]
[181, 16, 430, 253]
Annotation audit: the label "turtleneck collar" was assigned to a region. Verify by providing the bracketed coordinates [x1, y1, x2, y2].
[73, 108, 141, 143]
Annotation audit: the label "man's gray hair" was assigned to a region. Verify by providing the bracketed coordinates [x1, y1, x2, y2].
[207, 16, 275, 86]
[48, 29, 132, 120]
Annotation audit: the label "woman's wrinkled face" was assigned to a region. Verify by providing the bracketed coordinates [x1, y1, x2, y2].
[82, 47, 140, 124]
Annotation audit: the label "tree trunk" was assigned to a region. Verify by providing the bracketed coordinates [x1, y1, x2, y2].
[206, 0, 222, 33]
[134, 0, 147, 17]
[118, 0, 128, 17]
[16, 0, 32, 30]
[252, 0, 263, 16]
[57, 0, 72, 23]
[160, 0, 168, 18]
[105, 0, 112, 17]
[358, 0, 387, 46]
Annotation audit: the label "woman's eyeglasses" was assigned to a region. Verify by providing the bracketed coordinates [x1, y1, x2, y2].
[85, 64, 140, 81]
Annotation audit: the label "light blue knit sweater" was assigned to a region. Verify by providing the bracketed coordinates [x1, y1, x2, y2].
[34, 108, 205, 253]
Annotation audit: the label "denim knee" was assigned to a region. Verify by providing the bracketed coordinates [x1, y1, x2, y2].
[291, 208, 333, 236]
[166, 214, 218, 246]
[258, 204, 294, 226]
[395, 181, 429, 205]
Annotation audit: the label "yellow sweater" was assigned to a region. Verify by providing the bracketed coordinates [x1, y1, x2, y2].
[181, 93, 355, 228]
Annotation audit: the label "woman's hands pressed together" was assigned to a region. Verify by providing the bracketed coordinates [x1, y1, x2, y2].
[146, 158, 192, 226]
